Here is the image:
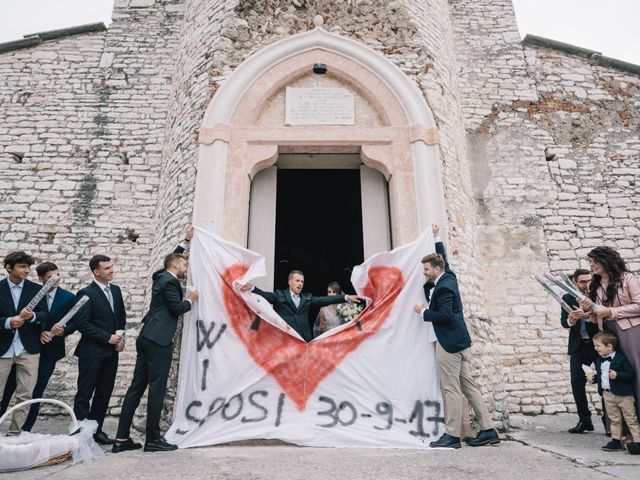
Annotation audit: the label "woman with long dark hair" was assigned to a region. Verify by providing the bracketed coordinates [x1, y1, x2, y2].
[579, 246, 640, 414]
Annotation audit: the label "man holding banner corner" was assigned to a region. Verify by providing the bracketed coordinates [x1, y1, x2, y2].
[113, 226, 198, 453]
[414, 226, 499, 449]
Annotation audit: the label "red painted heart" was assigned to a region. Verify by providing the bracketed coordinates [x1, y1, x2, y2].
[222, 265, 404, 411]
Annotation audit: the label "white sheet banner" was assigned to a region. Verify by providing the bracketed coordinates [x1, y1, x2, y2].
[166, 228, 442, 448]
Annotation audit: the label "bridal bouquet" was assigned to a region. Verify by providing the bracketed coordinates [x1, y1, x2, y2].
[336, 301, 364, 324]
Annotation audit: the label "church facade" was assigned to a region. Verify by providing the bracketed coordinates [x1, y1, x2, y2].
[1, 0, 639, 428]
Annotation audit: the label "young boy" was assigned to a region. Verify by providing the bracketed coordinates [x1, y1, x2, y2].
[591, 331, 640, 454]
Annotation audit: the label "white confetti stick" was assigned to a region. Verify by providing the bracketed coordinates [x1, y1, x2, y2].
[56, 296, 89, 327]
[535, 276, 573, 313]
[543, 272, 603, 311]
[25, 274, 59, 311]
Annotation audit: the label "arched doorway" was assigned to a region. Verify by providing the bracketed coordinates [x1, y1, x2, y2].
[192, 17, 443, 286]
[248, 153, 389, 293]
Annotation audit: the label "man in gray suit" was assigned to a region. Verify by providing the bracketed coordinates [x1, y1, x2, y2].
[113, 229, 198, 453]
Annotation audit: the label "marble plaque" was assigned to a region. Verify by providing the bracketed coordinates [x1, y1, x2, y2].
[285, 87, 355, 125]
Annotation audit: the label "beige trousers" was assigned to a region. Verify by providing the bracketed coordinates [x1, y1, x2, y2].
[603, 390, 640, 442]
[0, 352, 40, 434]
[436, 342, 492, 438]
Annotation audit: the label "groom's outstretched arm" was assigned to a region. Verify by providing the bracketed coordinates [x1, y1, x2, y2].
[311, 294, 346, 308]
[311, 294, 365, 308]
[249, 286, 277, 305]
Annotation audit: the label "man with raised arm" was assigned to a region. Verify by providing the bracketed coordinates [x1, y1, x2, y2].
[113, 226, 198, 453]
[414, 225, 499, 449]
[237, 270, 363, 342]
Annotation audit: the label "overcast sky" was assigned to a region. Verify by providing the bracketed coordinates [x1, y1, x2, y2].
[0, 0, 638, 64]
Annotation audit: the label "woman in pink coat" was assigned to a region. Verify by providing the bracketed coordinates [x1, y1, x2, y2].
[579, 246, 640, 414]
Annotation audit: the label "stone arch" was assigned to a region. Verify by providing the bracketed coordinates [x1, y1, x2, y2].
[193, 18, 445, 247]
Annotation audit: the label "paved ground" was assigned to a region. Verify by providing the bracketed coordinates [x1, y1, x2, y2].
[2, 413, 639, 479]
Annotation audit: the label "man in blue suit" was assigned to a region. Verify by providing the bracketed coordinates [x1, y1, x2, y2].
[0, 262, 76, 431]
[414, 225, 499, 449]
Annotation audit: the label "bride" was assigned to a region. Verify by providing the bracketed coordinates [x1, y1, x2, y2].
[313, 282, 343, 337]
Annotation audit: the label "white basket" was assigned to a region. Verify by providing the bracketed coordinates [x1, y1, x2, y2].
[0, 398, 80, 472]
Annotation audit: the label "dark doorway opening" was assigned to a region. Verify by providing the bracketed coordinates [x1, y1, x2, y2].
[274, 169, 364, 300]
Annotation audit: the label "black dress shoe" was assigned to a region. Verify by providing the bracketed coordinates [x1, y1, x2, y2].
[93, 431, 115, 445]
[112, 438, 143, 453]
[429, 433, 461, 449]
[627, 442, 640, 455]
[144, 437, 178, 452]
[602, 439, 624, 451]
[568, 420, 594, 434]
[465, 428, 500, 447]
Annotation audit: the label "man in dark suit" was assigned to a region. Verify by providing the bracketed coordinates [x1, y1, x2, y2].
[238, 270, 363, 342]
[414, 225, 499, 449]
[560, 268, 602, 434]
[0, 251, 48, 435]
[0, 262, 76, 431]
[73, 254, 126, 445]
[113, 230, 198, 453]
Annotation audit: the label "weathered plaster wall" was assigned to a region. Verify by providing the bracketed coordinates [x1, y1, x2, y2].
[450, 0, 640, 414]
[0, 0, 183, 416]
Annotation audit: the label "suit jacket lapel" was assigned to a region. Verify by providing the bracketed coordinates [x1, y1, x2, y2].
[429, 274, 449, 309]
[165, 273, 183, 300]
[285, 290, 298, 312]
[297, 294, 308, 310]
[424, 282, 435, 302]
[90, 282, 116, 318]
[0, 279, 16, 315]
[49, 289, 62, 318]
[611, 355, 622, 371]
[173, 277, 184, 300]
[17, 280, 34, 312]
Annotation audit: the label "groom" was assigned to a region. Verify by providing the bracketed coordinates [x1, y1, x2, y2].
[237, 270, 363, 341]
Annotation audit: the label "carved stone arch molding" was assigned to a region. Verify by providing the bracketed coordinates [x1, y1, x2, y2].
[193, 20, 444, 246]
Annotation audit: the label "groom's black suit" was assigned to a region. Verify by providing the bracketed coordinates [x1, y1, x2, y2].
[253, 288, 346, 341]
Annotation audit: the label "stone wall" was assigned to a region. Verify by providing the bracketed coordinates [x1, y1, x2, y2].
[450, 0, 640, 414]
[0, 0, 183, 414]
[522, 43, 639, 414]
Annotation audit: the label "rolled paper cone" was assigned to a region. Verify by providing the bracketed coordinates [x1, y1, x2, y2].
[535, 276, 574, 313]
[545, 272, 604, 311]
[559, 300, 573, 314]
[56, 296, 89, 327]
[25, 274, 60, 312]
[559, 272, 575, 289]
[543, 273, 584, 300]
